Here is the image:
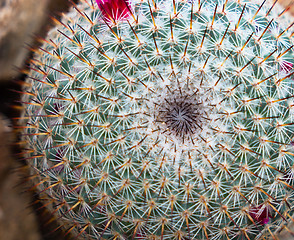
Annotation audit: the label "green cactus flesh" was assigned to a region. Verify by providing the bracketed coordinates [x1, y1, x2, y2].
[20, 0, 294, 239]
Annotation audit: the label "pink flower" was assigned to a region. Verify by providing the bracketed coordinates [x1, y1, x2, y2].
[280, 61, 293, 73]
[96, 0, 132, 22]
[249, 204, 273, 225]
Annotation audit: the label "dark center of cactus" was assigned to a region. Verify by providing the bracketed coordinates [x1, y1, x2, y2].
[155, 91, 207, 141]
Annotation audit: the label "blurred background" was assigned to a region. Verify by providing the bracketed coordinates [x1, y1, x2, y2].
[0, 1, 77, 239]
[0, 0, 292, 239]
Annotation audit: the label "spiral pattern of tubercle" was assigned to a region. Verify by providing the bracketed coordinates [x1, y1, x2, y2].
[21, 0, 294, 239]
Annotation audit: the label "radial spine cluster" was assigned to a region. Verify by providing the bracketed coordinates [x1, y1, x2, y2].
[20, 0, 294, 239]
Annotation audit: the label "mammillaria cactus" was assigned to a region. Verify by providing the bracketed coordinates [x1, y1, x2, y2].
[19, 0, 294, 239]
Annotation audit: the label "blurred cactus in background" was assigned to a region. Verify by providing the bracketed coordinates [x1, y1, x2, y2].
[19, 0, 294, 239]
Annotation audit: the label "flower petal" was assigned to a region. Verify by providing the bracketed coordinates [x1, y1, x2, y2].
[96, 0, 132, 22]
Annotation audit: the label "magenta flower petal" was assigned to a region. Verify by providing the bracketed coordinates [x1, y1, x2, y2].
[135, 233, 146, 239]
[96, 0, 132, 22]
[280, 61, 293, 73]
[249, 204, 273, 225]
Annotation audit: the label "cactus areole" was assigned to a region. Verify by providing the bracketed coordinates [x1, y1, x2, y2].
[20, 0, 294, 239]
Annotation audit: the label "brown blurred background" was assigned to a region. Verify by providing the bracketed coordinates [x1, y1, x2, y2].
[0, 1, 77, 239]
[0, 0, 292, 240]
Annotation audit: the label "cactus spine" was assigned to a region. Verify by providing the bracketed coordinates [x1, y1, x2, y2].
[20, 0, 294, 239]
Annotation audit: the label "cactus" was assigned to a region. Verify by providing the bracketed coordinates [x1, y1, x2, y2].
[19, 0, 294, 239]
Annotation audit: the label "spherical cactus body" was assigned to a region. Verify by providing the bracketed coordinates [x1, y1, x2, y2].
[20, 0, 294, 239]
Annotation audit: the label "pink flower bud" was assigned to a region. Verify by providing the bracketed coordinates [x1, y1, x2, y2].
[249, 204, 273, 225]
[96, 0, 132, 22]
[280, 61, 293, 73]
